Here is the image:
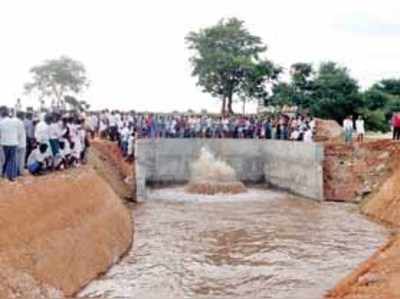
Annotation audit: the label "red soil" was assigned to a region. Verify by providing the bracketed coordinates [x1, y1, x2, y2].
[89, 140, 135, 201]
[323, 140, 400, 202]
[326, 141, 400, 299]
[0, 166, 132, 299]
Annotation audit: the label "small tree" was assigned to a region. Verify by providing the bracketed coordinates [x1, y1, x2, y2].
[186, 18, 278, 115]
[25, 56, 89, 110]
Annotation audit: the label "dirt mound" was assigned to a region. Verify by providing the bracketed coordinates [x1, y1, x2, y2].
[0, 168, 132, 298]
[89, 140, 135, 201]
[315, 119, 343, 142]
[185, 181, 247, 195]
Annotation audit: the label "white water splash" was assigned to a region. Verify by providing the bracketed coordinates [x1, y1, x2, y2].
[190, 147, 237, 183]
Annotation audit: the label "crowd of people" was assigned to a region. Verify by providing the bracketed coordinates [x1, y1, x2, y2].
[94, 111, 316, 142]
[0, 107, 316, 182]
[0, 106, 91, 182]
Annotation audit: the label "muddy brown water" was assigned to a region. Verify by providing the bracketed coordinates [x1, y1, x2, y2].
[79, 188, 387, 299]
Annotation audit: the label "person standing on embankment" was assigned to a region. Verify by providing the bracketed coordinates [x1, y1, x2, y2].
[343, 115, 354, 145]
[0, 106, 20, 181]
[392, 112, 400, 140]
[355, 115, 365, 143]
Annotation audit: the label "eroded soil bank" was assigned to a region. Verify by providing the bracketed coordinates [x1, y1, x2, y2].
[89, 140, 135, 201]
[325, 139, 400, 298]
[0, 166, 133, 299]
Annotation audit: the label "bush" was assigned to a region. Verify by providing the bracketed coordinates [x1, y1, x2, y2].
[359, 108, 390, 133]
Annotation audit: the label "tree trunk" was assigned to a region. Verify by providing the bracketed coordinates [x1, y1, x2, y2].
[221, 97, 226, 116]
[242, 99, 246, 115]
[227, 95, 234, 115]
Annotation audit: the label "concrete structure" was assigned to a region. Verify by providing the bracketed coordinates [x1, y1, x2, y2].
[135, 139, 324, 201]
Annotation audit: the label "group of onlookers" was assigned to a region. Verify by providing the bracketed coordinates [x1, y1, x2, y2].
[0, 106, 317, 182]
[96, 111, 316, 143]
[0, 106, 90, 182]
[342, 115, 366, 144]
[343, 113, 400, 145]
[7, 104, 400, 183]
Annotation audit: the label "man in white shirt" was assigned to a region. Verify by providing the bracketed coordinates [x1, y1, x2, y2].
[35, 115, 51, 145]
[15, 111, 27, 176]
[89, 113, 98, 138]
[27, 143, 51, 175]
[303, 126, 313, 143]
[120, 125, 131, 156]
[48, 114, 62, 157]
[0, 107, 20, 181]
[356, 115, 365, 143]
[343, 115, 354, 145]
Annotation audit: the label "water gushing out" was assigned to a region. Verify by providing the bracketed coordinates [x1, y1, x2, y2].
[185, 147, 247, 195]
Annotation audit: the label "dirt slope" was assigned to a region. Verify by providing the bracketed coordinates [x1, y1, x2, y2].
[324, 140, 400, 202]
[89, 140, 135, 201]
[326, 146, 400, 299]
[0, 167, 133, 299]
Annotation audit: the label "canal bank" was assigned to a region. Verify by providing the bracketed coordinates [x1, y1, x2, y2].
[0, 146, 133, 299]
[326, 146, 400, 299]
[1, 137, 400, 298]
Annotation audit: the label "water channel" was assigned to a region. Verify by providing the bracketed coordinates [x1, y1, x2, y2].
[80, 188, 387, 299]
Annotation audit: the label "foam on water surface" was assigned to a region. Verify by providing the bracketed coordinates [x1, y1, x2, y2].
[148, 186, 284, 203]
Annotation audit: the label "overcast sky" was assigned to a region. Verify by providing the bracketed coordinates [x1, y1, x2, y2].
[1, 0, 400, 112]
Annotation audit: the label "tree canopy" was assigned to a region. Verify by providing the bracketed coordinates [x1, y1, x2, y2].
[24, 56, 89, 110]
[266, 60, 400, 132]
[186, 18, 280, 115]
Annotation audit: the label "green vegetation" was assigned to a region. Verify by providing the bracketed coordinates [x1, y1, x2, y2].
[187, 18, 400, 132]
[186, 18, 280, 115]
[24, 56, 89, 110]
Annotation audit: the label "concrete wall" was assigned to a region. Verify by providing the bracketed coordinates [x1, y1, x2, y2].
[135, 139, 324, 201]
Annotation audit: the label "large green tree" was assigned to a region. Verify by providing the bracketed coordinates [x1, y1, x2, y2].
[374, 79, 400, 96]
[360, 79, 400, 131]
[268, 61, 362, 124]
[310, 62, 362, 123]
[24, 56, 89, 110]
[186, 18, 279, 115]
[267, 62, 314, 108]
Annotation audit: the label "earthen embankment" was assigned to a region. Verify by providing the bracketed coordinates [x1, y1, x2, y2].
[326, 141, 400, 299]
[0, 167, 133, 299]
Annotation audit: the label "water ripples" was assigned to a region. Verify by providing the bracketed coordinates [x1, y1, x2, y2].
[79, 188, 387, 299]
